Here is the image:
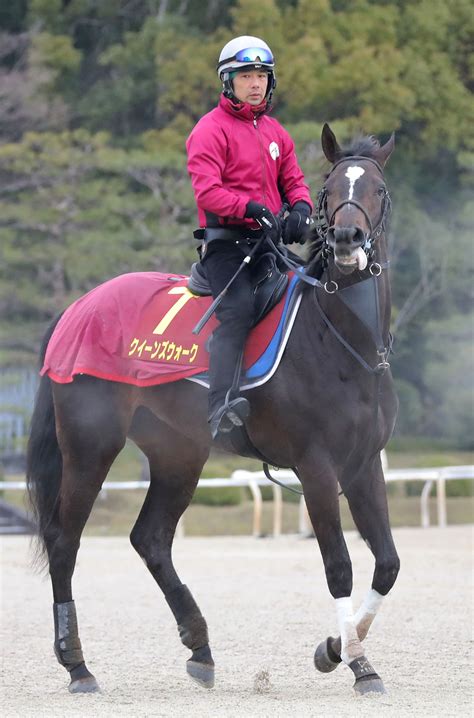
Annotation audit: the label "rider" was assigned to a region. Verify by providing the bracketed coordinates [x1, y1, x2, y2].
[186, 35, 313, 439]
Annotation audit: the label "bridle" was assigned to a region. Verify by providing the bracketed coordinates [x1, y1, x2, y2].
[315, 155, 392, 258]
[248, 154, 395, 495]
[263, 153, 395, 495]
[307, 153, 394, 378]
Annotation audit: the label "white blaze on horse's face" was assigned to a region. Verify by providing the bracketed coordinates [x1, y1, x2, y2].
[345, 166, 365, 200]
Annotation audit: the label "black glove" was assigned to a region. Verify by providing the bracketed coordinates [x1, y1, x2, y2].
[282, 201, 312, 245]
[245, 201, 281, 243]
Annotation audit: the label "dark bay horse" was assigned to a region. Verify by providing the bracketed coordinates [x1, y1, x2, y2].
[27, 123, 400, 696]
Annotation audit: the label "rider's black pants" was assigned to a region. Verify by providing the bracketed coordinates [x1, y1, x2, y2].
[201, 239, 259, 416]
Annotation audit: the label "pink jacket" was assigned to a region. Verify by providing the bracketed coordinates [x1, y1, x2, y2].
[186, 95, 313, 228]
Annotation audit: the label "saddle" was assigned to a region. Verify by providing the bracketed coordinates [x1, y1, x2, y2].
[187, 251, 289, 326]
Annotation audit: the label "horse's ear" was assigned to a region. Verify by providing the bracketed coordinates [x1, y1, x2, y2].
[375, 132, 395, 167]
[321, 123, 342, 164]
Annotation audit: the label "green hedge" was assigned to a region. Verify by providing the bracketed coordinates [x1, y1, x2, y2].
[404, 479, 473, 498]
[191, 486, 244, 506]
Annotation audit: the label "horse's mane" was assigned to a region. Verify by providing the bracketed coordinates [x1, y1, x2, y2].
[337, 135, 381, 160]
[305, 134, 381, 271]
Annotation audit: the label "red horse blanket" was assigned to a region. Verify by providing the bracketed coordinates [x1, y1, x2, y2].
[41, 272, 292, 387]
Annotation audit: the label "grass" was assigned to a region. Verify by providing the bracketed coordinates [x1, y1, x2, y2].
[7, 491, 471, 537]
[83, 494, 473, 537]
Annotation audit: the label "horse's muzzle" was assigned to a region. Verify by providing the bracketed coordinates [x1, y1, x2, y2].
[327, 226, 367, 274]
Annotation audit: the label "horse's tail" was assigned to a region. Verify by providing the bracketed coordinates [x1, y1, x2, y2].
[26, 314, 64, 560]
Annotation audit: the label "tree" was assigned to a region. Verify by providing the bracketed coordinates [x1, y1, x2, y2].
[0, 130, 197, 360]
[0, 0, 472, 444]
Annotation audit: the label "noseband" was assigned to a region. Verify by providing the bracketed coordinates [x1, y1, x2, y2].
[316, 155, 392, 253]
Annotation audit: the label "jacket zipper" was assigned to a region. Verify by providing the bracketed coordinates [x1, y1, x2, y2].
[253, 116, 268, 205]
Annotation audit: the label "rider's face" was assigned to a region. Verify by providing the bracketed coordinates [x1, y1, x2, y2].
[232, 70, 269, 105]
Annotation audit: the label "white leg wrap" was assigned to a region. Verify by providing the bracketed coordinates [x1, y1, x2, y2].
[353, 589, 384, 642]
[335, 597, 364, 664]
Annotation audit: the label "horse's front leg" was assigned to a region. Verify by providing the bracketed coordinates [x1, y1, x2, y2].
[313, 453, 399, 693]
[315, 587, 384, 669]
[299, 454, 385, 695]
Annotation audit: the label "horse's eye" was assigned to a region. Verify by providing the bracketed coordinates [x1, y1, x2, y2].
[377, 187, 386, 197]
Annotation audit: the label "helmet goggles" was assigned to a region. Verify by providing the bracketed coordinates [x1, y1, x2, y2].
[218, 46, 274, 70]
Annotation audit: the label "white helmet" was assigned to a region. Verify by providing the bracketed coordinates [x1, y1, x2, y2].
[217, 35, 274, 77]
[217, 35, 276, 104]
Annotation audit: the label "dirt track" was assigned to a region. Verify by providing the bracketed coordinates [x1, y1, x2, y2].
[1, 526, 473, 717]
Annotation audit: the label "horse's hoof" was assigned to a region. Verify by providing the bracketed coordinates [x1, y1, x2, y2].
[68, 676, 101, 694]
[354, 675, 386, 695]
[314, 637, 342, 673]
[349, 656, 384, 695]
[186, 658, 215, 689]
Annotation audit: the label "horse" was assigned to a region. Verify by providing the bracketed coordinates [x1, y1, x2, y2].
[26, 123, 400, 696]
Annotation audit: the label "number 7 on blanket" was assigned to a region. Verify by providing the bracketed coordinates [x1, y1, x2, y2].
[152, 287, 197, 335]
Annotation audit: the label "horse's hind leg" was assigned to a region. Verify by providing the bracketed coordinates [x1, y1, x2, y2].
[314, 453, 400, 694]
[128, 409, 213, 688]
[48, 379, 131, 693]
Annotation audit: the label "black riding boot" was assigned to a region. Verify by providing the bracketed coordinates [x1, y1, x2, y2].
[202, 239, 255, 438]
[207, 322, 250, 439]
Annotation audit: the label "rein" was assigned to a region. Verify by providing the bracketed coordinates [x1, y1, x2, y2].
[312, 281, 391, 375]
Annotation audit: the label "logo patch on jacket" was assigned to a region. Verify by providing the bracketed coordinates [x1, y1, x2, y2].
[269, 141, 280, 160]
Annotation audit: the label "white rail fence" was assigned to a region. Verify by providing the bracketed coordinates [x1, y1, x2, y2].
[2, 463, 472, 537]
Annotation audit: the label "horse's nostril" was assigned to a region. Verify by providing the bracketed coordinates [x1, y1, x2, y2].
[333, 226, 365, 245]
[354, 226, 365, 244]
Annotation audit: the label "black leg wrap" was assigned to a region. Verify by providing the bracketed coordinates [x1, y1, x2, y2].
[53, 601, 85, 671]
[349, 655, 379, 681]
[165, 584, 209, 651]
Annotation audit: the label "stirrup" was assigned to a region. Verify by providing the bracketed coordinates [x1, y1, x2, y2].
[209, 397, 250, 439]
